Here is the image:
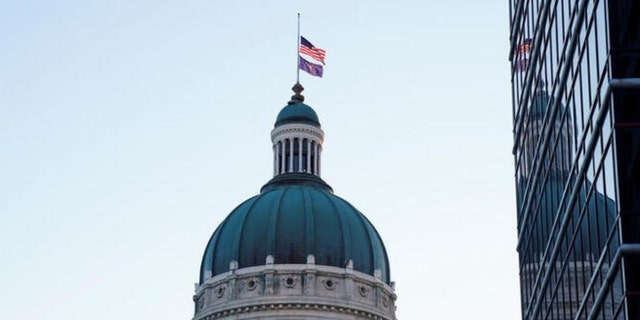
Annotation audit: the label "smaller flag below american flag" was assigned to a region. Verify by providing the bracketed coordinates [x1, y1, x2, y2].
[300, 36, 326, 65]
[299, 56, 323, 78]
[515, 58, 529, 72]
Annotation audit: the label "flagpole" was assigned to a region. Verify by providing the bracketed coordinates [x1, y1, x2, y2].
[296, 13, 301, 84]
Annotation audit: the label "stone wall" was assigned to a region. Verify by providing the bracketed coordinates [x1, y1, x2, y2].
[194, 257, 396, 320]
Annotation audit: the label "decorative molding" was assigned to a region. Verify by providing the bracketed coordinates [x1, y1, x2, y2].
[245, 277, 258, 292]
[322, 278, 337, 290]
[271, 124, 325, 143]
[358, 285, 370, 297]
[282, 276, 298, 288]
[215, 285, 226, 299]
[193, 264, 396, 320]
[197, 302, 393, 320]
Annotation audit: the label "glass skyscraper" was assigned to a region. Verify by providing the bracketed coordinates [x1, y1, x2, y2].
[509, 0, 640, 319]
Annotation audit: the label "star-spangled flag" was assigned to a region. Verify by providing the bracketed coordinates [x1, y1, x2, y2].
[299, 56, 323, 77]
[518, 38, 532, 55]
[299, 36, 326, 65]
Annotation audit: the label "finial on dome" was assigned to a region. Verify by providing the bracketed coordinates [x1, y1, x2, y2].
[291, 82, 305, 103]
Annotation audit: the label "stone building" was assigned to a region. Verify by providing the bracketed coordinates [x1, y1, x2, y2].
[192, 84, 397, 320]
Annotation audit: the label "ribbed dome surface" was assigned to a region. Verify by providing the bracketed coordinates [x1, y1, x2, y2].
[531, 93, 550, 118]
[275, 101, 320, 127]
[518, 176, 617, 264]
[530, 92, 566, 119]
[200, 180, 390, 284]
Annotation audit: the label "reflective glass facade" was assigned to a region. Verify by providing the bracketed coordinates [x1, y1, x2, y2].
[509, 0, 640, 319]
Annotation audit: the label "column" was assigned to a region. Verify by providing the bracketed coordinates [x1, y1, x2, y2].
[298, 138, 303, 172]
[317, 145, 322, 176]
[280, 140, 285, 174]
[313, 143, 319, 176]
[273, 144, 277, 176]
[306, 139, 311, 174]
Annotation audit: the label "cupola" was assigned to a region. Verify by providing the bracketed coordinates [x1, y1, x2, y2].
[271, 83, 324, 177]
[194, 84, 396, 320]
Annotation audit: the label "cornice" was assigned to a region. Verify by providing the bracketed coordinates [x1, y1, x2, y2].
[193, 263, 396, 320]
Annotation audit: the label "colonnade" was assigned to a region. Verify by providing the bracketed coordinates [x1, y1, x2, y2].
[273, 138, 322, 176]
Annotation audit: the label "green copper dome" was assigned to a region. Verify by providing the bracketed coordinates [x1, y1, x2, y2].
[517, 176, 617, 264]
[200, 84, 390, 286]
[530, 90, 567, 120]
[275, 101, 320, 127]
[199, 175, 390, 284]
[531, 93, 549, 119]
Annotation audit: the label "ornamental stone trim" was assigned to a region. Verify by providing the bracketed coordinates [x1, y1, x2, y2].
[359, 285, 370, 297]
[197, 302, 393, 320]
[193, 264, 396, 320]
[322, 278, 337, 290]
[282, 276, 298, 288]
[245, 277, 258, 291]
[271, 123, 325, 143]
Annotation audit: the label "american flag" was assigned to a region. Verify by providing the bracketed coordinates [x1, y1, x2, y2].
[518, 38, 532, 55]
[300, 36, 326, 65]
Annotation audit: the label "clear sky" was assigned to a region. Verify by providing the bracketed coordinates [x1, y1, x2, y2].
[0, 1, 519, 319]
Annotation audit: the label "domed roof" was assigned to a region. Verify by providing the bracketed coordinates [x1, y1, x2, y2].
[530, 91, 568, 120]
[531, 93, 549, 118]
[200, 176, 390, 284]
[518, 176, 617, 264]
[275, 101, 320, 127]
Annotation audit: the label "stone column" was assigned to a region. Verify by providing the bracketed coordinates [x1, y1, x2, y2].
[317, 145, 322, 176]
[306, 139, 311, 173]
[273, 144, 277, 176]
[280, 140, 286, 174]
[313, 143, 319, 175]
[298, 138, 303, 172]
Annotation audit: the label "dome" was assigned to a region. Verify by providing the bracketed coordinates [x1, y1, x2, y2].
[275, 101, 320, 127]
[194, 84, 397, 320]
[518, 176, 617, 264]
[530, 91, 568, 120]
[530, 93, 549, 119]
[200, 175, 390, 284]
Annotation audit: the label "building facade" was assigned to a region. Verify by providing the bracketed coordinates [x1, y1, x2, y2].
[192, 84, 397, 320]
[509, 0, 640, 319]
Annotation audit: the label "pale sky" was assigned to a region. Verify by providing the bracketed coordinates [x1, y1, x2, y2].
[0, 1, 519, 319]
